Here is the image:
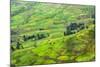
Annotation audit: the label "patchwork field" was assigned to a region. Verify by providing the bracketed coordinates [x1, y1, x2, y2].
[11, 1, 95, 66]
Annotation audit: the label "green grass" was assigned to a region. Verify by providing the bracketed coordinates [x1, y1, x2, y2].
[11, 1, 95, 66]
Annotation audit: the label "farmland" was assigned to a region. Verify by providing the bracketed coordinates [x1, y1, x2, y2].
[11, 0, 95, 66]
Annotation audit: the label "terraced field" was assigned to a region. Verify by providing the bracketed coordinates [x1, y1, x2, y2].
[11, 0, 95, 66]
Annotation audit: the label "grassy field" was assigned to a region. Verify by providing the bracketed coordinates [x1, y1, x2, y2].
[11, 0, 95, 66]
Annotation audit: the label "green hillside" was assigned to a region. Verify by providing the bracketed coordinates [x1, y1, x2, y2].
[11, 1, 95, 66]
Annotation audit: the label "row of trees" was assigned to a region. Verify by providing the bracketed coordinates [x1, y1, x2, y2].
[23, 32, 49, 41]
[11, 32, 49, 51]
[64, 22, 87, 35]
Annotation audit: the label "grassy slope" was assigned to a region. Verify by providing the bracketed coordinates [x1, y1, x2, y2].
[11, 1, 95, 66]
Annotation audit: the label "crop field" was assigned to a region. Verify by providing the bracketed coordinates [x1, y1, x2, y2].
[11, 0, 95, 66]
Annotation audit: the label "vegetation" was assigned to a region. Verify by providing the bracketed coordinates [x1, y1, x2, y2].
[11, 0, 95, 66]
